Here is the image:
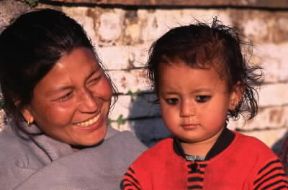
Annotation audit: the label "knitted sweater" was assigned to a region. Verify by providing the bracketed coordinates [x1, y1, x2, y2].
[0, 121, 146, 190]
[122, 130, 287, 190]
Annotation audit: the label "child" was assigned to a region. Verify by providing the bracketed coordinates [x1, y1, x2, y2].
[121, 18, 287, 189]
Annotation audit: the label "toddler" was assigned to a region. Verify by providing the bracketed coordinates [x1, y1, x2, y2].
[121, 18, 287, 189]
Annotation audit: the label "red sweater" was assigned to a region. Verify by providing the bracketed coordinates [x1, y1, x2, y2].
[122, 131, 287, 189]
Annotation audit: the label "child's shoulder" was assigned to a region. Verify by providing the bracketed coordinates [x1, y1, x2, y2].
[235, 132, 269, 147]
[233, 131, 277, 157]
[144, 137, 174, 155]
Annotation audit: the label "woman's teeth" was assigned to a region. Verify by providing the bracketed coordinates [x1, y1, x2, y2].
[76, 115, 100, 127]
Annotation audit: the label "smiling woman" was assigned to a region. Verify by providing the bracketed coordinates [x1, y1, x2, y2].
[22, 47, 113, 147]
[0, 8, 145, 189]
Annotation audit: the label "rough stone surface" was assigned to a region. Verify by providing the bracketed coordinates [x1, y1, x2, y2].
[0, 0, 30, 32]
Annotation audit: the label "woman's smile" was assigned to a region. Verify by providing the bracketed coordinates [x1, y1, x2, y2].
[74, 114, 101, 127]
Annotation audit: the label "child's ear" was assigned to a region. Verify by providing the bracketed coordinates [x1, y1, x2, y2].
[21, 106, 34, 124]
[229, 82, 244, 110]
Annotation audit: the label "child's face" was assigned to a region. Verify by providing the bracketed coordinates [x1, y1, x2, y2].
[158, 61, 240, 146]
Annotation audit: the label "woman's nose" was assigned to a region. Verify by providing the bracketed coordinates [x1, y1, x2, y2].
[78, 89, 99, 113]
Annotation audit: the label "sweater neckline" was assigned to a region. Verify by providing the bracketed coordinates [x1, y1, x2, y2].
[173, 127, 235, 161]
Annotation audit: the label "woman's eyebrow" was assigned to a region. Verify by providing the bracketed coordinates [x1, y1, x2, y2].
[46, 85, 74, 96]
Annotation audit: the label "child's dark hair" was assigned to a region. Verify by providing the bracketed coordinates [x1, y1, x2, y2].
[147, 17, 263, 120]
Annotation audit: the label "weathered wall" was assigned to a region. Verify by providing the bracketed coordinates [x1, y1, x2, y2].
[0, 1, 30, 31]
[0, 0, 287, 152]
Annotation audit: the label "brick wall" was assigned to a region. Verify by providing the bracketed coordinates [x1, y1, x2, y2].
[0, 0, 287, 152]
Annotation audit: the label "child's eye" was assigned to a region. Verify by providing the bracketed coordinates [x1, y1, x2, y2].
[195, 95, 211, 103]
[165, 98, 179, 105]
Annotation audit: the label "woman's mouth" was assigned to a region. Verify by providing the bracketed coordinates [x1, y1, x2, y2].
[74, 114, 101, 128]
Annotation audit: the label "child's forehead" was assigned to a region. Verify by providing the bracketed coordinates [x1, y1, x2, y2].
[162, 56, 224, 70]
[157, 62, 229, 92]
[159, 58, 228, 81]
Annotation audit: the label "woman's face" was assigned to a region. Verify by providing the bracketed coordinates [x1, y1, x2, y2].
[22, 47, 112, 146]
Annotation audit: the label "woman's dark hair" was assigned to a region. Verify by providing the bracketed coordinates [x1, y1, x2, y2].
[0, 9, 107, 124]
[147, 17, 263, 119]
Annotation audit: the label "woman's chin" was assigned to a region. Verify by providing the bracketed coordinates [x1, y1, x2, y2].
[77, 125, 107, 147]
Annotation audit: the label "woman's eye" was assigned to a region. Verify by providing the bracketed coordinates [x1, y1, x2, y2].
[195, 95, 211, 103]
[165, 98, 179, 105]
[57, 92, 73, 102]
[87, 75, 101, 86]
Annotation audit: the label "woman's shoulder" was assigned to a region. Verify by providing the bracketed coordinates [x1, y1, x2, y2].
[0, 125, 41, 189]
[0, 125, 29, 159]
[14, 129, 147, 190]
[99, 128, 147, 157]
[0, 123, 46, 165]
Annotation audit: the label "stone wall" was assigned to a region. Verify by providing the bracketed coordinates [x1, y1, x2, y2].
[0, 0, 287, 152]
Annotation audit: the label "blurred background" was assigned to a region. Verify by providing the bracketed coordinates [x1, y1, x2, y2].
[0, 0, 287, 155]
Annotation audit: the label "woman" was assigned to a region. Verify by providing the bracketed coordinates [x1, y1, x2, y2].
[0, 8, 145, 189]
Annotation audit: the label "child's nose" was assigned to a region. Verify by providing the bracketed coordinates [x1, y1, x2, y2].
[180, 100, 195, 117]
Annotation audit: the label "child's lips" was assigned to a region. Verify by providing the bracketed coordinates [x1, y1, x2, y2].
[181, 123, 199, 129]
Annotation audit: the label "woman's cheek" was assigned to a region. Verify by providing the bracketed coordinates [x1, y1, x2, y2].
[45, 102, 76, 125]
[99, 77, 113, 96]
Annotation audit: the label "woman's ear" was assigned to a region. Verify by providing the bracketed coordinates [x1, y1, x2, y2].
[229, 82, 244, 110]
[21, 106, 34, 124]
